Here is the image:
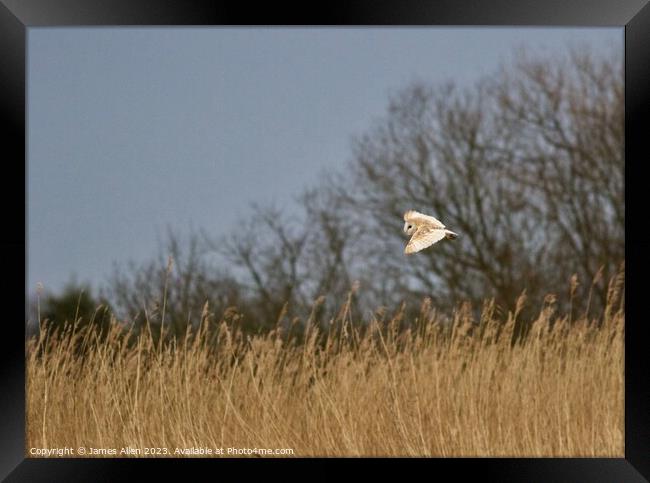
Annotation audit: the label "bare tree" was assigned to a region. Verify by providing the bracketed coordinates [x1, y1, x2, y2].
[492, 48, 624, 311]
[205, 205, 312, 326]
[328, 81, 542, 313]
[210, 195, 365, 327]
[104, 229, 245, 337]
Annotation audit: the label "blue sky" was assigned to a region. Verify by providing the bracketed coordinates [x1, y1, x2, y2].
[27, 27, 622, 297]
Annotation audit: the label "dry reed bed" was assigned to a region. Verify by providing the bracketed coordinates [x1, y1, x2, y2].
[27, 286, 624, 457]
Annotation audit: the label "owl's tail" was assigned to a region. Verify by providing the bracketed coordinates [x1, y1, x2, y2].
[444, 229, 459, 240]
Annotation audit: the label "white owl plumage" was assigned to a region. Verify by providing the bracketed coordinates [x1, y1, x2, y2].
[403, 210, 458, 254]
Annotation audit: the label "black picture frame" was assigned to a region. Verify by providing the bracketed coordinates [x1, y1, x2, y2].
[3, 1, 649, 480]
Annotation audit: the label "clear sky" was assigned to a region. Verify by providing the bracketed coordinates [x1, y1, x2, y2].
[27, 27, 622, 297]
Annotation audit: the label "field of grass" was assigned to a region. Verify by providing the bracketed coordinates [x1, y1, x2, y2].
[26, 280, 624, 457]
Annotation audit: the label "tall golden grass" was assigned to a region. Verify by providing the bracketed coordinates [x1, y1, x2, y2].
[26, 275, 624, 457]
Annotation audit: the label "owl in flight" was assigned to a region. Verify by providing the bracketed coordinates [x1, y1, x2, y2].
[403, 210, 458, 255]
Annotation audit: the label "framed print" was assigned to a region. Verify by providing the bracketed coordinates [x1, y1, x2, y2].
[3, 0, 649, 480]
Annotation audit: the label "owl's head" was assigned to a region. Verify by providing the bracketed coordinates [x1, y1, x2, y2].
[404, 221, 416, 236]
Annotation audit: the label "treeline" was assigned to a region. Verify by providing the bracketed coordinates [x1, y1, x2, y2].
[31, 47, 623, 339]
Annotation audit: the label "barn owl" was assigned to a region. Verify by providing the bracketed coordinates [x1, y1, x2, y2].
[403, 210, 458, 255]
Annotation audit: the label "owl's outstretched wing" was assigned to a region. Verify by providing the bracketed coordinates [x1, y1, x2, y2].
[404, 210, 446, 229]
[405, 226, 447, 254]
